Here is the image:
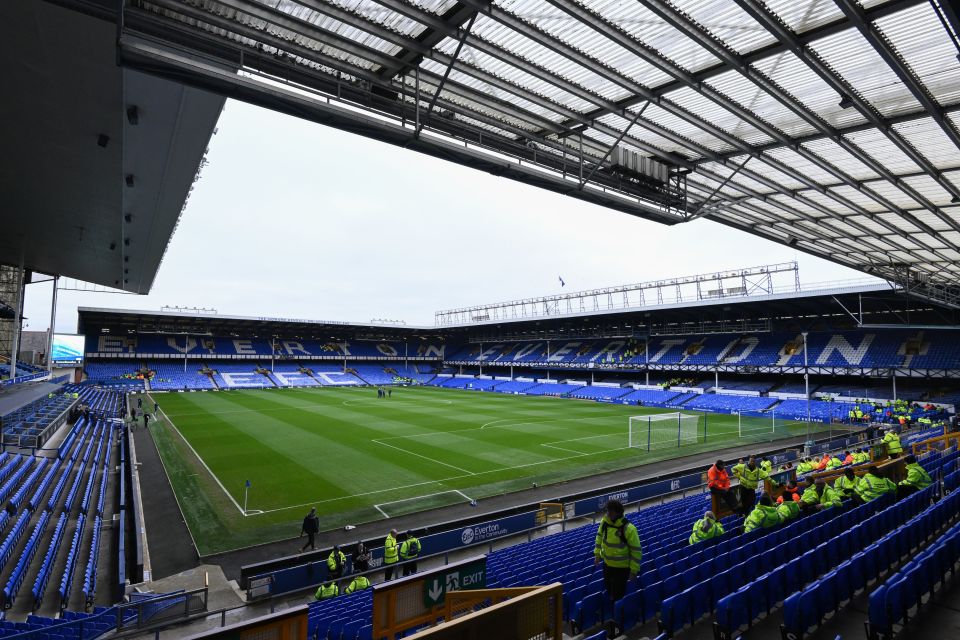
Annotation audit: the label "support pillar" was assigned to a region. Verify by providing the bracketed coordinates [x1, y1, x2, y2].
[9, 265, 24, 381]
[46, 276, 59, 372]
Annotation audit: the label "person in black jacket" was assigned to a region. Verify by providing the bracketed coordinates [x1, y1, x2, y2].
[353, 541, 371, 573]
[300, 507, 320, 552]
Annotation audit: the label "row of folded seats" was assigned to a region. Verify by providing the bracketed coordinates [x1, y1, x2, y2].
[605, 449, 957, 639]
[780, 486, 960, 640]
[0, 417, 112, 614]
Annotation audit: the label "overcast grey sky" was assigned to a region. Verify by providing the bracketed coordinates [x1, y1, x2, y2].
[26, 99, 871, 333]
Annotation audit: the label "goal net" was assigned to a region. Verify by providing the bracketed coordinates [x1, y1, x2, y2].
[629, 413, 700, 451]
[737, 410, 808, 440]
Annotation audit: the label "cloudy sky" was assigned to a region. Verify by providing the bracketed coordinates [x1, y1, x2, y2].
[25, 99, 871, 333]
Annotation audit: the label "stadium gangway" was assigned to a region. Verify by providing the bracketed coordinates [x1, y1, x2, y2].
[58, 512, 85, 611]
[80, 436, 106, 515]
[3, 510, 51, 609]
[82, 516, 103, 610]
[863, 491, 960, 640]
[30, 511, 68, 610]
[95, 436, 113, 517]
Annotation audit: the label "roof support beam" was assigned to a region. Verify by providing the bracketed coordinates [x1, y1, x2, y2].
[377, 1, 487, 80]
[635, 0, 959, 242]
[579, 103, 648, 189]
[833, 0, 960, 190]
[417, 11, 478, 136]
[535, 0, 958, 254]
[733, 0, 960, 235]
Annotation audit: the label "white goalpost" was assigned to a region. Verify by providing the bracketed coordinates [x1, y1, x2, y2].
[629, 412, 700, 451]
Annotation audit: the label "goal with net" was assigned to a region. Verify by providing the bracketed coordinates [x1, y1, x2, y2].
[629, 412, 701, 451]
[737, 410, 808, 440]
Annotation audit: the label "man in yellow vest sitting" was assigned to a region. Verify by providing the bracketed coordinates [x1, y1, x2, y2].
[345, 575, 371, 594]
[856, 466, 897, 503]
[689, 511, 724, 545]
[744, 493, 782, 533]
[834, 468, 859, 500]
[801, 479, 841, 512]
[314, 581, 338, 600]
[897, 455, 933, 498]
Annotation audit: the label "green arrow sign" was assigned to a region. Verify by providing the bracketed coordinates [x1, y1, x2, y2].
[423, 559, 486, 608]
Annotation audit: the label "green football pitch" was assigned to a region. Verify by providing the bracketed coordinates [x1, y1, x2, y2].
[140, 386, 808, 554]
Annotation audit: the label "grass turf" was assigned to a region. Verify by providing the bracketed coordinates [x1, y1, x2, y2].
[140, 386, 808, 555]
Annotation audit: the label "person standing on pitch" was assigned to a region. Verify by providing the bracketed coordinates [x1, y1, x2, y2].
[384, 529, 399, 581]
[594, 499, 642, 603]
[299, 507, 320, 552]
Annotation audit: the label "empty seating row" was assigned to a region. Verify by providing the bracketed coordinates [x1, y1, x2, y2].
[31, 511, 69, 610]
[3, 510, 52, 608]
[865, 489, 960, 639]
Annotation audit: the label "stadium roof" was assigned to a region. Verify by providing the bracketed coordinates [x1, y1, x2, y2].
[77, 278, 960, 339]
[0, 1, 223, 293]
[101, 0, 960, 306]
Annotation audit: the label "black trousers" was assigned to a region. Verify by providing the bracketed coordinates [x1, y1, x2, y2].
[301, 532, 316, 550]
[402, 561, 418, 577]
[385, 564, 396, 581]
[603, 565, 630, 602]
[736, 486, 755, 514]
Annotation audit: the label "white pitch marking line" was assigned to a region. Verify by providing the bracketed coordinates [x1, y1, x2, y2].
[372, 438, 476, 475]
[156, 406, 248, 517]
[373, 489, 473, 519]
[246, 440, 642, 517]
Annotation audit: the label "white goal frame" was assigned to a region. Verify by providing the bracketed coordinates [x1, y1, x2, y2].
[629, 412, 700, 451]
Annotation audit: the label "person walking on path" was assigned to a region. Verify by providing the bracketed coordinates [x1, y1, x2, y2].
[300, 507, 320, 552]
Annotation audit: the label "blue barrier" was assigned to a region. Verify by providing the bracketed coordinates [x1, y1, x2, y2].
[258, 510, 539, 596]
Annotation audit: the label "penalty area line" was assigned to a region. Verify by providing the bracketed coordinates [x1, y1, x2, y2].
[373, 489, 474, 519]
[372, 438, 475, 475]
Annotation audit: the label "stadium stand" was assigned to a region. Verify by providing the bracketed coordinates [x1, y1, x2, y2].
[443, 331, 960, 372]
[147, 362, 215, 391]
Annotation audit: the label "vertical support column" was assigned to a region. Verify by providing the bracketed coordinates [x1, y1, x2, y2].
[892, 373, 897, 402]
[271, 337, 275, 373]
[715, 369, 719, 389]
[802, 331, 810, 441]
[9, 264, 24, 381]
[478, 342, 482, 377]
[183, 334, 187, 372]
[644, 336, 649, 386]
[46, 276, 59, 372]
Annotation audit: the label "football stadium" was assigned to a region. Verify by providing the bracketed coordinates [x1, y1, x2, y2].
[3, 0, 960, 639]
